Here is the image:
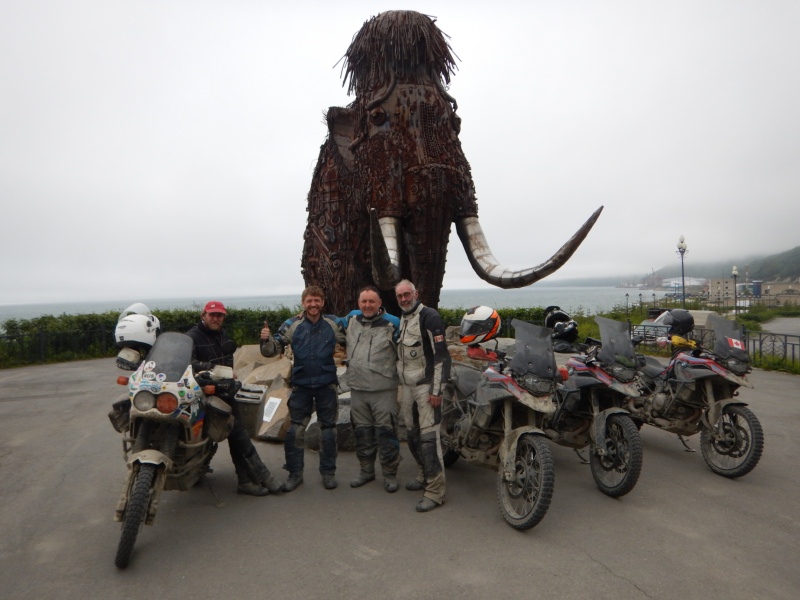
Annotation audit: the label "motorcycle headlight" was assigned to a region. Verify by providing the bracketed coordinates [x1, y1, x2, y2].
[519, 373, 554, 396]
[133, 390, 156, 411]
[156, 393, 179, 414]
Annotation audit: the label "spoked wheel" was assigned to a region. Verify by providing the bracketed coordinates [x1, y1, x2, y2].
[701, 405, 764, 478]
[496, 433, 554, 531]
[115, 463, 156, 569]
[590, 414, 643, 497]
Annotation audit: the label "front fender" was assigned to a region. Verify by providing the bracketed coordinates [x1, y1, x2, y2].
[590, 407, 630, 453]
[128, 449, 172, 471]
[705, 399, 749, 429]
[500, 426, 547, 479]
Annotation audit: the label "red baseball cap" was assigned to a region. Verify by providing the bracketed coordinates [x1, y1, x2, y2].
[203, 301, 227, 314]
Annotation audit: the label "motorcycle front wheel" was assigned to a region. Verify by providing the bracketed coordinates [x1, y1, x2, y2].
[700, 405, 764, 478]
[115, 463, 156, 569]
[496, 433, 554, 531]
[589, 414, 643, 498]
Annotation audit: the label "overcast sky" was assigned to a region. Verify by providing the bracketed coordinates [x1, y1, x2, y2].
[2, 0, 798, 306]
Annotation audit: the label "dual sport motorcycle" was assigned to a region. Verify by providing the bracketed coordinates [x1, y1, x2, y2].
[109, 331, 240, 568]
[441, 318, 643, 531]
[631, 311, 764, 478]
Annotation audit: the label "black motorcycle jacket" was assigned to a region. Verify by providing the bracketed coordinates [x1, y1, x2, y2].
[186, 321, 234, 372]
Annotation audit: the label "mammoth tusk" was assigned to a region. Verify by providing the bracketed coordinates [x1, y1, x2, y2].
[369, 209, 401, 290]
[456, 206, 604, 287]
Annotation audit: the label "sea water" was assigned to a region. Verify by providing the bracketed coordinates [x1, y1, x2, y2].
[0, 287, 659, 324]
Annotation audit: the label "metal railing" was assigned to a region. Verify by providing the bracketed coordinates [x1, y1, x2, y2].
[633, 325, 800, 368]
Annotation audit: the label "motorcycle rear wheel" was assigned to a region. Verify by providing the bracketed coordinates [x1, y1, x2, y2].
[700, 405, 764, 478]
[115, 463, 156, 569]
[439, 397, 461, 467]
[496, 433, 554, 531]
[589, 414, 643, 497]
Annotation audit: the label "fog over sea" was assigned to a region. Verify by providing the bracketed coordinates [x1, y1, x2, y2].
[0, 287, 660, 323]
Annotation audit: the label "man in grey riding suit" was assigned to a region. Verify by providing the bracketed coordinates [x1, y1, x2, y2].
[344, 286, 402, 493]
[394, 280, 451, 512]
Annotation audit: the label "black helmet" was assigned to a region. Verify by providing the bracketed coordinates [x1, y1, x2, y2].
[658, 309, 694, 336]
[544, 306, 571, 329]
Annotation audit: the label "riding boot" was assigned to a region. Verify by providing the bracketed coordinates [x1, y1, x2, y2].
[351, 426, 377, 487]
[319, 424, 338, 476]
[405, 427, 425, 489]
[243, 448, 282, 494]
[419, 431, 445, 505]
[377, 424, 401, 478]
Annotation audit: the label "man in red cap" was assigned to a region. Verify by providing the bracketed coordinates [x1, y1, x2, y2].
[187, 300, 281, 497]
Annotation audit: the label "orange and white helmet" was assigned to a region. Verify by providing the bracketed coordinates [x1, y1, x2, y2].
[459, 306, 501, 345]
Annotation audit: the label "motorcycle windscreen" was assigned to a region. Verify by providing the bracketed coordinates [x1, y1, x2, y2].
[707, 314, 749, 362]
[508, 319, 558, 379]
[595, 316, 636, 367]
[142, 331, 195, 381]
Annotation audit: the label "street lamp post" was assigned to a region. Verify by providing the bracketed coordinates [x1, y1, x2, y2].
[676, 235, 687, 308]
[639, 293, 643, 315]
[732, 265, 739, 318]
[625, 293, 629, 317]
[652, 292, 656, 308]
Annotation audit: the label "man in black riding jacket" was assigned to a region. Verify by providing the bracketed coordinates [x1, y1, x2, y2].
[187, 300, 281, 497]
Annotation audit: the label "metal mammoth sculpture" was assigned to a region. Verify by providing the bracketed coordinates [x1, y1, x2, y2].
[301, 10, 603, 315]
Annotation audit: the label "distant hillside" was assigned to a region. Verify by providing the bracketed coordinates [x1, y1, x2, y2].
[552, 246, 800, 287]
[747, 247, 800, 281]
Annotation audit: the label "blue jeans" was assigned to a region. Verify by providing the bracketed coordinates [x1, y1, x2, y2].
[284, 385, 338, 475]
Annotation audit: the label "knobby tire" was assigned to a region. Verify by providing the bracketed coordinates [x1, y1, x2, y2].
[590, 414, 643, 498]
[700, 405, 764, 478]
[496, 433, 554, 531]
[115, 463, 156, 569]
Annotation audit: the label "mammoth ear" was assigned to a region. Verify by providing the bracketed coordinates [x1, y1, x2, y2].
[325, 107, 357, 171]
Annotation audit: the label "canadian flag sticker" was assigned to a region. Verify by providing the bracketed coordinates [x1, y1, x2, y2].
[727, 337, 745, 350]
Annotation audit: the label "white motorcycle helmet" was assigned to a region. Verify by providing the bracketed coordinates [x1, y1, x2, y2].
[460, 306, 501, 345]
[115, 303, 160, 351]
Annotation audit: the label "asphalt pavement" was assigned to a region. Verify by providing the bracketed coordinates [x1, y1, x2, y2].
[0, 358, 798, 600]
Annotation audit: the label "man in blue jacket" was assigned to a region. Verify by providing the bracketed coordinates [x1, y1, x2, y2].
[260, 286, 346, 492]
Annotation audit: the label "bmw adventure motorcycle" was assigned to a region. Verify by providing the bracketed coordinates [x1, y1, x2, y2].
[530, 318, 644, 498]
[441, 319, 555, 530]
[631, 312, 764, 478]
[441, 319, 643, 530]
[109, 331, 239, 568]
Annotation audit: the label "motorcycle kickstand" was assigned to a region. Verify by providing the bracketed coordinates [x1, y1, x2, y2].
[678, 435, 696, 452]
[574, 448, 590, 464]
[203, 475, 226, 508]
